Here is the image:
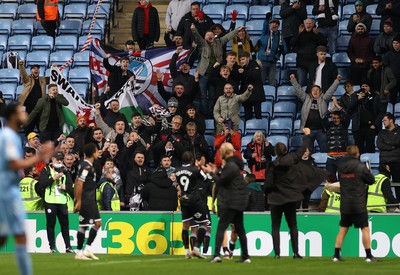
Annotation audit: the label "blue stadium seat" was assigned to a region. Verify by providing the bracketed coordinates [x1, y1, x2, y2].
[289, 135, 303, 151]
[16, 84, 23, 98]
[249, 5, 271, 20]
[0, 4, 18, 19]
[230, 0, 251, 4]
[267, 135, 289, 148]
[306, 5, 314, 17]
[293, 119, 302, 135]
[334, 84, 346, 98]
[369, 19, 381, 36]
[78, 35, 101, 51]
[204, 119, 215, 135]
[342, 4, 355, 20]
[337, 68, 350, 82]
[276, 85, 296, 101]
[312, 152, 328, 168]
[0, 68, 20, 83]
[204, 134, 216, 156]
[50, 50, 74, 66]
[245, 20, 263, 35]
[239, 119, 245, 135]
[395, 103, 400, 117]
[26, 51, 49, 67]
[72, 83, 89, 99]
[0, 35, 8, 51]
[0, 83, 17, 100]
[225, 4, 248, 20]
[332, 53, 351, 67]
[221, 19, 245, 31]
[336, 35, 351, 52]
[386, 102, 393, 114]
[82, 19, 105, 36]
[203, 4, 226, 21]
[261, 101, 273, 118]
[272, 5, 281, 19]
[63, 4, 88, 20]
[338, 20, 351, 37]
[396, 118, 400, 125]
[273, 101, 296, 118]
[269, 117, 293, 136]
[73, 51, 89, 67]
[264, 85, 275, 101]
[366, 4, 378, 20]
[360, 153, 379, 168]
[17, 3, 36, 19]
[54, 35, 78, 51]
[87, 3, 111, 19]
[11, 19, 34, 35]
[68, 67, 91, 83]
[35, 21, 47, 36]
[241, 134, 253, 151]
[59, 20, 82, 35]
[7, 35, 31, 51]
[31, 35, 54, 51]
[284, 52, 297, 69]
[245, 118, 269, 135]
[0, 19, 12, 35]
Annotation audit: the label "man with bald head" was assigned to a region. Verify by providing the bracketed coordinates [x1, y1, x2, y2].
[202, 142, 250, 263]
[291, 18, 327, 86]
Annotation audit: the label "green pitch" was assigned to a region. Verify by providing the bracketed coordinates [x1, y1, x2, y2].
[0, 254, 398, 275]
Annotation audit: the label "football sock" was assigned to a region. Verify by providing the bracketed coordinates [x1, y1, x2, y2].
[223, 247, 229, 253]
[202, 233, 210, 254]
[229, 240, 235, 252]
[334, 248, 341, 258]
[365, 249, 372, 258]
[87, 226, 99, 246]
[195, 226, 207, 248]
[189, 236, 197, 251]
[182, 229, 189, 249]
[15, 244, 32, 275]
[77, 227, 86, 250]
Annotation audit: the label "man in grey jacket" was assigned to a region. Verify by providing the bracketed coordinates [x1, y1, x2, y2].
[290, 73, 341, 152]
[191, 23, 243, 118]
[213, 83, 253, 133]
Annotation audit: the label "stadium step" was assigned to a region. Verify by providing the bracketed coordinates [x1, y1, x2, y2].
[109, 0, 168, 50]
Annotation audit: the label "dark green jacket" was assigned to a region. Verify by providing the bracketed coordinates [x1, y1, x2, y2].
[27, 94, 69, 132]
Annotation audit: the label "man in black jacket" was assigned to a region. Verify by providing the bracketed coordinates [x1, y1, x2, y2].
[103, 55, 134, 98]
[333, 145, 376, 262]
[170, 47, 196, 90]
[264, 128, 312, 259]
[97, 93, 129, 129]
[131, 0, 160, 50]
[68, 116, 93, 154]
[202, 143, 250, 263]
[308, 45, 338, 94]
[377, 113, 400, 199]
[280, 0, 307, 52]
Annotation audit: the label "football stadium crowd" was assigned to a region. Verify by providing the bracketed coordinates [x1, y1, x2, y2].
[1, 0, 399, 217]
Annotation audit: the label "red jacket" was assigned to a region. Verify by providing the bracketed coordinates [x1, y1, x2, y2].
[214, 131, 242, 167]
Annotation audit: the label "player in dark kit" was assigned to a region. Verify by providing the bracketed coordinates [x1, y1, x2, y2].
[74, 143, 101, 260]
[175, 151, 210, 259]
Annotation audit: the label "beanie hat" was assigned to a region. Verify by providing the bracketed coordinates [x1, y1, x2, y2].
[168, 97, 178, 108]
[393, 34, 400, 43]
[356, 22, 367, 30]
[354, 0, 363, 6]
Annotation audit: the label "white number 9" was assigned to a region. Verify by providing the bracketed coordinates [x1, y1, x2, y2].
[180, 175, 189, 192]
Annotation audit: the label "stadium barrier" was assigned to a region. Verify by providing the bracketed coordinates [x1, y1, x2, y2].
[1, 212, 400, 258]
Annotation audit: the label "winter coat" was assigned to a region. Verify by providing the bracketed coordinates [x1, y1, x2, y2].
[373, 31, 395, 57]
[130, 121, 162, 145]
[193, 28, 239, 76]
[347, 33, 375, 69]
[367, 66, 397, 103]
[377, 124, 400, 163]
[264, 135, 310, 205]
[68, 126, 93, 154]
[245, 182, 265, 212]
[376, 0, 400, 33]
[141, 168, 178, 211]
[296, 157, 330, 192]
[322, 110, 349, 154]
[214, 131, 242, 167]
[170, 52, 196, 89]
[383, 49, 400, 79]
[312, 0, 339, 28]
[181, 133, 212, 162]
[26, 94, 68, 132]
[244, 141, 275, 181]
[308, 58, 338, 93]
[280, 0, 307, 39]
[99, 92, 129, 129]
[256, 20, 288, 63]
[211, 155, 248, 211]
[182, 114, 206, 135]
[125, 162, 151, 197]
[291, 77, 340, 129]
[103, 57, 134, 98]
[347, 11, 373, 33]
[291, 30, 327, 68]
[337, 156, 375, 214]
[176, 12, 214, 49]
[238, 60, 266, 103]
[348, 90, 377, 131]
[95, 112, 130, 145]
[18, 63, 47, 105]
[165, 0, 191, 31]
[131, 3, 160, 42]
[213, 89, 252, 133]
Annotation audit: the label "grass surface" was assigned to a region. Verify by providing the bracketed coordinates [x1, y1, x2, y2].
[0, 254, 398, 275]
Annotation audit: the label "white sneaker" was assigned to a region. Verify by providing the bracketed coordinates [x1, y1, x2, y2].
[84, 250, 99, 260]
[210, 256, 222, 263]
[192, 248, 207, 259]
[75, 253, 92, 260]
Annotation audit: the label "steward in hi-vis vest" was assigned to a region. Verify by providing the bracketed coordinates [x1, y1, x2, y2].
[19, 166, 43, 211]
[36, 0, 59, 38]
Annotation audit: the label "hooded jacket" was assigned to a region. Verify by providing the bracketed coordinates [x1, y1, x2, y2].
[141, 168, 178, 211]
[165, 0, 191, 31]
[211, 155, 248, 211]
[347, 9, 373, 33]
[337, 156, 375, 214]
[374, 30, 395, 57]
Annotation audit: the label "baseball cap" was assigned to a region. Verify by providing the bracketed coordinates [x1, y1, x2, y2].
[53, 151, 64, 160]
[270, 19, 280, 25]
[27, 132, 39, 140]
